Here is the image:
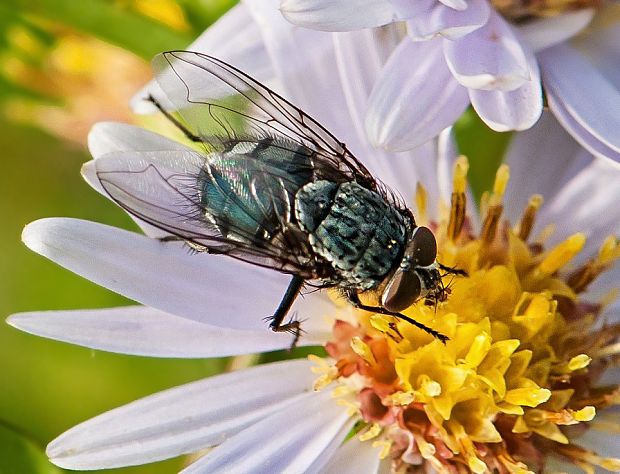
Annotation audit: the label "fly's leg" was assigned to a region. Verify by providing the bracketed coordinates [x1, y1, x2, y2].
[146, 95, 206, 143]
[267, 275, 305, 347]
[345, 290, 449, 344]
[157, 235, 212, 254]
[437, 262, 468, 277]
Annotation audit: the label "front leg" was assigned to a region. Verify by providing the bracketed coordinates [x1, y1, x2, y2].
[344, 290, 449, 344]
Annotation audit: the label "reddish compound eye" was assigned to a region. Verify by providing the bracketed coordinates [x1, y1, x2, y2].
[381, 269, 422, 313]
[409, 226, 437, 267]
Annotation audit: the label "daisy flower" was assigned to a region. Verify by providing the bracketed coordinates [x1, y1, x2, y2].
[9, 4, 620, 470]
[8, 111, 620, 472]
[279, 0, 620, 160]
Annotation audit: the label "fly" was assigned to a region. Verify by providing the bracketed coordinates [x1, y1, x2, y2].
[95, 51, 461, 345]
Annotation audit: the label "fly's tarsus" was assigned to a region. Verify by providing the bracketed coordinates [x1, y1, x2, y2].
[345, 290, 449, 344]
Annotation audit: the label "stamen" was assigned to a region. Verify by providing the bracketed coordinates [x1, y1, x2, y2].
[359, 423, 382, 441]
[555, 444, 620, 472]
[480, 165, 509, 244]
[351, 336, 376, 365]
[447, 156, 468, 242]
[538, 233, 586, 276]
[371, 439, 392, 459]
[414, 434, 436, 458]
[516, 194, 543, 242]
[568, 236, 620, 293]
[415, 182, 428, 226]
[492, 165, 510, 204]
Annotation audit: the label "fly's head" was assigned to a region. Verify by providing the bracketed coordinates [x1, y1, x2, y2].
[380, 226, 442, 312]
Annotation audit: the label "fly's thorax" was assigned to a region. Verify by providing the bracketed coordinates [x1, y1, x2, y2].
[380, 226, 440, 312]
[295, 180, 409, 289]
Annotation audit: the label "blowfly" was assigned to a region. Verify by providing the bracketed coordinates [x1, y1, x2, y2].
[96, 51, 457, 345]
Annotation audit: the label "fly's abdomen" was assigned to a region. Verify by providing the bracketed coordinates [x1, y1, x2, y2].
[295, 180, 407, 289]
[199, 139, 314, 244]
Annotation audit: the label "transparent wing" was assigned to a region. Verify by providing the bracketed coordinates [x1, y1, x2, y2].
[95, 150, 326, 278]
[150, 50, 378, 189]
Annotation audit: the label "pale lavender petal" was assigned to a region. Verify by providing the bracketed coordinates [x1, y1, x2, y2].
[572, 429, 620, 463]
[332, 28, 399, 150]
[323, 437, 381, 473]
[406, 0, 490, 41]
[47, 359, 316, 469]
[244, 1, 358, 148]
[366, 38, 469, 151]
[545, 458, 582, 474]
[588, 275, 620, 320]
[88, 122, 191, 159]
[539, 44, 620, 162]
[444, 11, 530, 91]
[280, 0, 400, 31]
[537, 153, 620, 260]
[439, 0, 467, 10]
[436, 127, 459, 203]
[181, 389, 354, 473]
[575, 20, 620, 91]
[504, 112, 584, 224]
[7, 306, 325, 358]
[22, 218, 336, 331]
[506, 111, 620, 263]
[132, 3, 272, 113]
[82, 157, 170, 239]
[469, 40, 542, 131]
[517, 9, 594, 52]
[84, 123, 194, 234]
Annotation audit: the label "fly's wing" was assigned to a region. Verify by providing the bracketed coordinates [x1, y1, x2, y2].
[95, 149, 323, 277]
[149, 51, 378, 189]
[96, 51, 381, 278]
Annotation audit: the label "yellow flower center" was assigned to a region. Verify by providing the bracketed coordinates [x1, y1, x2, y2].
[320, 157, 620, 473]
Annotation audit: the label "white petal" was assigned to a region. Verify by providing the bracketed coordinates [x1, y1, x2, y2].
[323, 437, 381, 473]
[22, 218, 335, 331]
[47, 359, 316, 469]
[406, 0, 490, 41]
[518, 9, 595, 52]
[469, 40, 542, 131]
[539, 44, 620, 162]
[181, 389, 354, 474]
[7, 306, 324, 358]
[132, 3, 272, 113]
[366, 38, 469, 151]
[444, 11, 530, 91]
[280, 0, 400, 31]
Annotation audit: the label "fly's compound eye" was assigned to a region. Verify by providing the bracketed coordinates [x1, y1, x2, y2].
[409, 226, 437, 267]
[381, 269, 422, 313]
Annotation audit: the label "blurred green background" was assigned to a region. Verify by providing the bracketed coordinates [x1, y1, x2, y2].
[0, 1, 508, 472]
[0, 1, 235, 473]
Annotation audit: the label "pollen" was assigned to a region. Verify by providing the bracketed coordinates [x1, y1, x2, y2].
[321, 158, 620, 473]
